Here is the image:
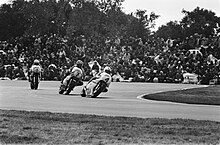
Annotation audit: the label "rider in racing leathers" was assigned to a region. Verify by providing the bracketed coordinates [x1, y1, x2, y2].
[61, 60, 84, 88]
[88, 66, 112, 92]
[28, 59, 42, 82]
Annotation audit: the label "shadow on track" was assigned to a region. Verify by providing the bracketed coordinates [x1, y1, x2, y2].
[63, 93, 81, 96]
[88, 96, 111, 99]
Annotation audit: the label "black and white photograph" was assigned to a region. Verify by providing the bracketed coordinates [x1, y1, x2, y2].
[0, 0, 220, 144]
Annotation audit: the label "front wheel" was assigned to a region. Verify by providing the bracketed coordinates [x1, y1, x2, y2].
[81, 88, 86, 97]
[59, 83, 65, 94]
[59, 87, 65, 94]
[64, 79, 76, 95]
[92, 81, 107, 98]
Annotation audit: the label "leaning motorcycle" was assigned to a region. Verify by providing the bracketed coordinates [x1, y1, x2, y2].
[59, 76, 77, 95]
[30, 73, 40, 90]
[81, 77, 108, 98]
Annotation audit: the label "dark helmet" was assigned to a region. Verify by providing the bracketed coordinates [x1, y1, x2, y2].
[76, 60, 83, 68]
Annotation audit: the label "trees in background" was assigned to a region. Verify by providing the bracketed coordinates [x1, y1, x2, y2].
[0, 0, 158, 40]
[154, 21, 184, 40]
[1, 0, 219, 42]
[0, 0, 28, 40]
[155, 7, 220, 39]
[125, 10, 159, 38]
[181, 7, 220, 37]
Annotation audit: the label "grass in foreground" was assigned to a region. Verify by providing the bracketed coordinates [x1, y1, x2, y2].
[0, 109, 220, 144]
[143, 85, 220, 105]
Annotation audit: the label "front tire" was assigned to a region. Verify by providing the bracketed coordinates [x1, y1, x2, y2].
[81, 88, 86, 97]
[64, 79, 75, 95]
[59, 88, 65, 94]
[92, 81, 107, 98]
[59, 84, 65, 94]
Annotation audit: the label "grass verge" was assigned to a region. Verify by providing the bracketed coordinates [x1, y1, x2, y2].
[143, 85, 220, 105]
[0, 109, 220, 144]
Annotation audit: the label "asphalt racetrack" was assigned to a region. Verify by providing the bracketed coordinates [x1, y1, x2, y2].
[0, 80, 219, 121]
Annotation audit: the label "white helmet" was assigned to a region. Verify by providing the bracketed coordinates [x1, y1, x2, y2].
[33, 59, 40, 65]
[104, 66, 111, 73]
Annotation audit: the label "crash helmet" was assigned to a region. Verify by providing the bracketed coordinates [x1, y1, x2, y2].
[103, 66, 111, 74]
[76, 60, 83, 68]
[33, 59, 40, 65]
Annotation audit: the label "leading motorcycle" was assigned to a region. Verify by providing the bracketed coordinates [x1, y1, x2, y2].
[29, 59, 42, 90]
[81, 73, 110, 98]
[30, 72, 40, 90]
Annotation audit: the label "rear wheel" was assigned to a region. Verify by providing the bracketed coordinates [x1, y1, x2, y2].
[30, 82, 34, 89]
[34, 74, 39, 90]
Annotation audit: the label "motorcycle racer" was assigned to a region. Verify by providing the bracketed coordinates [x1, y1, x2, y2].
[61, 60, 84, 88]
[88, 66, 112, 92]
[28, 59, 42, 82]
[91, 60, 101, 76]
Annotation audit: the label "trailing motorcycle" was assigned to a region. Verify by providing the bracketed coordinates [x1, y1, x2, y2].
[59, 60, 84, 95]
[59, 76, 78, 95]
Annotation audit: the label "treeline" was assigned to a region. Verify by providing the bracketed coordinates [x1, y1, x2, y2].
[155, 7, 220, 39]
[0, 0, 220, 42]
[0, 0, 159, 40]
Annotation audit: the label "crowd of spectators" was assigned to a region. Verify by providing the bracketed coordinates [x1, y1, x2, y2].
[0, 32, 220, 85]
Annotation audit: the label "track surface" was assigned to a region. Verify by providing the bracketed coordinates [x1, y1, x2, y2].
[0, 80, 219, 121]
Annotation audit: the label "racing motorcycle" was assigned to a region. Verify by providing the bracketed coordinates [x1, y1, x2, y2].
[30, 73, 40, 90]
[59, 76, 78, 95]
[81, 74, 109, 98]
